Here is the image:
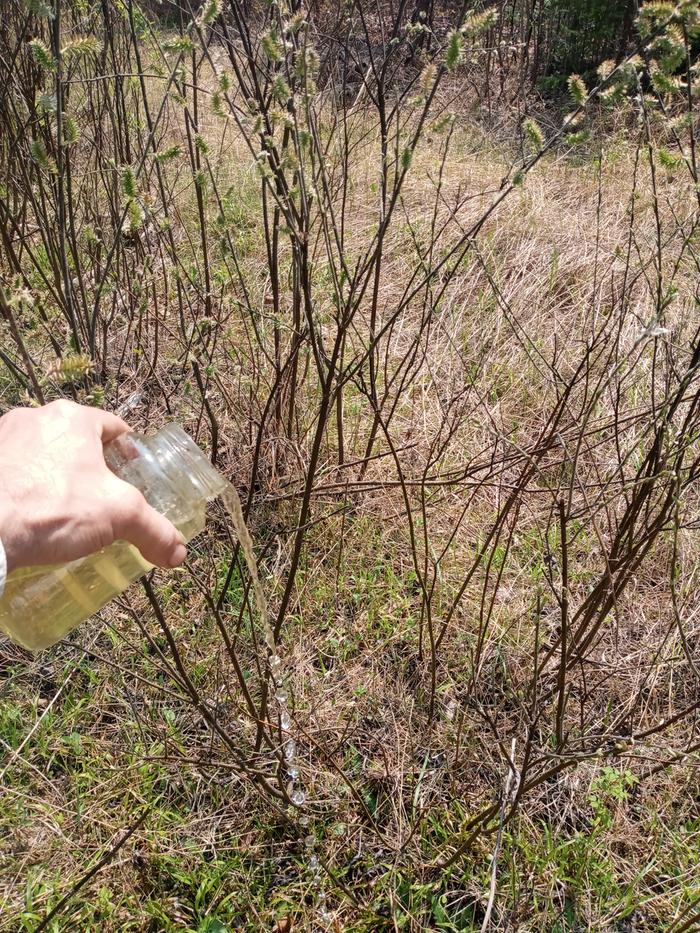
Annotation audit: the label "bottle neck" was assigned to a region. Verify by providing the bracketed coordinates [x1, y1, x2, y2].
[104, 424, 227, 511]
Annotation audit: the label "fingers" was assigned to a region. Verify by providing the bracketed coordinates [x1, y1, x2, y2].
[43, 399, 132, 444]
[93, 409, 133, 443]
[106, 478, 187, 568]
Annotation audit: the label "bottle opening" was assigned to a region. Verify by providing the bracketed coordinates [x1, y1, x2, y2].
[156, 424, 229, 502]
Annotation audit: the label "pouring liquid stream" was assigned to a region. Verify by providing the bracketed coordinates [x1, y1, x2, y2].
[220, 485, 270, 644]
[220, 483, 328, 916]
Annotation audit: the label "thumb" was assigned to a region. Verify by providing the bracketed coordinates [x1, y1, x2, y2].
[106, 477, 187, 568]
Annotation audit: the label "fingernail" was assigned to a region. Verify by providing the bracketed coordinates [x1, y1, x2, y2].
[168, 543, 187, 567]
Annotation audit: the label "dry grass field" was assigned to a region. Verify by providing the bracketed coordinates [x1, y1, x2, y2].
[1, 1, 699, 930]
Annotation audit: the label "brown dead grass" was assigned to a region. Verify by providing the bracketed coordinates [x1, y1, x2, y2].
[1, 50, 700, 931]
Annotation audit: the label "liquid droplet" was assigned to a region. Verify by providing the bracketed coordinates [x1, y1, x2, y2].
[291, 789, 306, 806]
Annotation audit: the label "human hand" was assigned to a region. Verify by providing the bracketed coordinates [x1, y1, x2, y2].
[0, 400, 187, 574]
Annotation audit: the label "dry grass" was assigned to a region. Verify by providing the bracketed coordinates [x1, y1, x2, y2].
[1, 6, 700, 931]
[2, 126, 699, 929]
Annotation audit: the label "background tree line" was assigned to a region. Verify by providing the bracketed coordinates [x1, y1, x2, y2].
[141, 0, 641, 93]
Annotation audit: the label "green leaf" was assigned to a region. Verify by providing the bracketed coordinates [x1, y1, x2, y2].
[155, 145, 181, 163]
[46, 353, 94, 385]
[445, 30, 462, 70]
[164, 35, 195, 53]
[211, 91, 226, 118]
[61, 35, 103, 63]
[523, 117, 543, 152]
[261, 30, 284, 63]
[130, 199, 143, 227]
[566, 129, 591, 146]
[199, 920, 230, 933]
[30, 138, 57, 173]
[461, 9, 498, 37]
[28, 38, 56, 71]
[597, 59, 617, 81]
[419, 63, 437, 95]
[121, 165, 138, 199]
[637, 1, 675, 37]
[272, 75, 291, 104]
[36, 92, 57, 115]
[198, 0, 220, 26]
[568, 74, 587, 106]
[62, 113, 80, 144]
[651, 68, 681, 94]
[25, 0, 54, 17]
[657, 146, 682, 170]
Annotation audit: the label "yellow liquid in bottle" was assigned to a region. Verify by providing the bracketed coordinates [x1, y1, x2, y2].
[0, 423, 225, 653]
[0, 544, 152, 652]
[0, 508, 205, 653]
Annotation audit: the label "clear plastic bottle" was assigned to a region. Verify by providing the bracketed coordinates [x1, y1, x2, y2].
[0, 424, 227, 652]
